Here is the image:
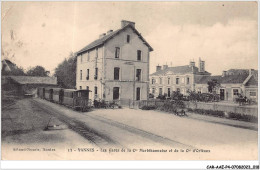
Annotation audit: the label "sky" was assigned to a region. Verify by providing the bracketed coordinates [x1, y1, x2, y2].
[1, 1, 258, 75]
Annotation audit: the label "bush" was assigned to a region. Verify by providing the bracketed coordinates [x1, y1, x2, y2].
[228, 112, 258, 123]
[141, 105, 157, 110]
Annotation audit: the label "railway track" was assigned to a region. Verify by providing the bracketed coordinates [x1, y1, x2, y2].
[32, 98, 195, 149]
[31, 99, 123, 149]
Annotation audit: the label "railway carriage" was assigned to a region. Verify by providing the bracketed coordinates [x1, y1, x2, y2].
[63, 89, 76, 107]
[73, 90, 92, 111]
[52, 88, 64, 104]
[44, 87, 54, 102]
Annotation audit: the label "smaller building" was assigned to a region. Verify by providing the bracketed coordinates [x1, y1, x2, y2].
[195, 69, 258, 102]
[2, 76, 57, 96]
[149, 59, 210, 97]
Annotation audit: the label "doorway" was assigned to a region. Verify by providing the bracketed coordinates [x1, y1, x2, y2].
[113, 87, 120, 100]
[220, 89, 225, 100]
[136, 87, 140, 101]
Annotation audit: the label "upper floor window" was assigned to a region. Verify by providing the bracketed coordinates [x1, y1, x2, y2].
[176, 78, 179, 84]
[159, 77, 162, 84]
[94, 68, 98, 80]
[114, 67, 120, 80]
[137, 50, 142, 61]
[80, 70, 82, 80]
[136, 69, 141, 81]
[167, 77, 170, 85]
[115, 47, 120, 58]
[152, 79, 155, 84]
[127, 35, 130, 43]
[187, 77, 190, 84]
[86, 69, 89, 80]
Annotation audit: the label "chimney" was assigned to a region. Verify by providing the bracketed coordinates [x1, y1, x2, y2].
[163, 64, 168, 70]
[107, 30, 113, 35]
[121, 20, 135, 28]
[222, 71, 227, 77]
[249, 69, 254, 75]
[99, 33, 106, 39]
[189, 61, 195, 67]
[156, 65, 162, 71]
[199, 58, 205, 72]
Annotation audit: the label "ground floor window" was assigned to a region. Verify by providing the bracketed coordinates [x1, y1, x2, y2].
[233, 89, 239, 96]
[152, 88, 155, 94]
[167, 88, 171, 97]
[159, 88, 162, 95]
[79, 86, 82, 90]
[136, 87, 140, 100]
[94, 86, 97, 95]
[250, 91, 256, 96]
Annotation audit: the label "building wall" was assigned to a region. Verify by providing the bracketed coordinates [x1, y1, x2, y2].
[76, 26, 150, 101]
[150, 73, 195, 97]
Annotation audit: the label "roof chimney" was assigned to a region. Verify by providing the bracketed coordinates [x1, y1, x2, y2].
[156, 65, 162, 72]
[249, 69, 254, 75]
[121, 20, 135, 28]
[107, 30, 113, 35]
[163, 64, 168, 70]
[222, 71, 227, 77]
[189, 61, 195, 67]
[99, 33, 106, 39]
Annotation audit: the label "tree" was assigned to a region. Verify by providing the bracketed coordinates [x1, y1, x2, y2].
[1, 60, 26, 76]
[27, 66, 49, 77]
[207, 79, 220, 93]
[54, 52, 76, 89]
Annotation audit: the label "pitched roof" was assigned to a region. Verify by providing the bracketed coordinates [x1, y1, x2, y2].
[9, 76, 57, 85]
[245, 75, 258, 86]
[195, 74, 250, 84]
[76, 24, 153, 55]
[150, 65, 211, 76]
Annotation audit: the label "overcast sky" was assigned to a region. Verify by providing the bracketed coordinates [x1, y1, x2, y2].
[1, 1, 258, 75]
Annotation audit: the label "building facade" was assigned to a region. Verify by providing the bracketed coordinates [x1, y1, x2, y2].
[195, 69, 258, 102]
[76, 20, 153, 102]
[149, 59, 210, 97]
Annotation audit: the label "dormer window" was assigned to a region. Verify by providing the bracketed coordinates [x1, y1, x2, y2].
[127, 35, 130, 43]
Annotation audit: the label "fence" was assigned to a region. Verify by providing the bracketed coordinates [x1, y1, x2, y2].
[139, 100, 258, 117]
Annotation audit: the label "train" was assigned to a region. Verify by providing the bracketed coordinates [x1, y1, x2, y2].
[37, 87, 92, 111]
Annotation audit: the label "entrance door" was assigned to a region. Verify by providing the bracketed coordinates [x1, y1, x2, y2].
[113, 87, 120, 100]
[136, 87, 140, 100]
[220, 89, 225, 100]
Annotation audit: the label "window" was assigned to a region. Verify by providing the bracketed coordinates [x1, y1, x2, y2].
[86, 86, 89, 90]
[86, 69, 89, 80]
[137, 50, 142, 61]
[136, 87, 140, 100]
[79, 86, 82, 90]
[94, 68, 98, 80]
[114, 67, 120, 80]
[233, 89, 239, 96]
[187, 77, 190, 84]
[250, 91, 256, 96]
[159, 88, 162, 95]
[94, 86, 98, 95]
[115, 47, 120, 58]
[167, 88, 171, 97]
[152, 88, 155, 94]
[152, 79, 155, 84]
[136, 69, 141, 81]
[159, 77, 162, 84]
[80, 70, 82, 80]
[113, 87, 120, 100]
[127, 35, 130, 43]
[168, 77, 170, 85]
[176, 78, 179, 84]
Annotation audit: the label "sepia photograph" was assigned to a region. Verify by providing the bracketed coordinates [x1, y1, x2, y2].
[1, 0, 259, 168]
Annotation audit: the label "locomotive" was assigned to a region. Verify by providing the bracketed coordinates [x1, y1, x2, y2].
[37, 87, 92, 111]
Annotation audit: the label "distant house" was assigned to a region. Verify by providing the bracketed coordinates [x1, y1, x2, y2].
[2, 76, 57, 96]
[1, 59, 18, 72]
[195, 69, 258, 102]
[149, 59, 210, 97]
[76, 20, 153, 102]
